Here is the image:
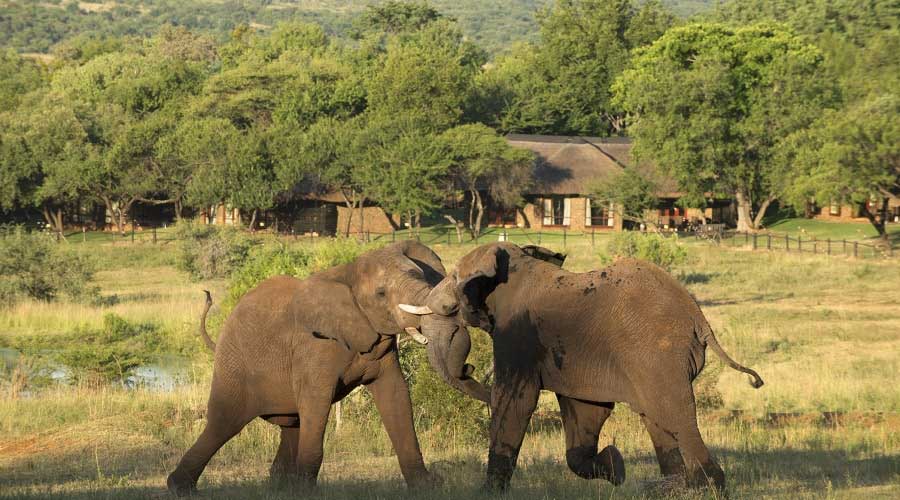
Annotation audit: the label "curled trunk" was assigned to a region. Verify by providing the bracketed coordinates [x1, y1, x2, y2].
[419, 313, 491, 403]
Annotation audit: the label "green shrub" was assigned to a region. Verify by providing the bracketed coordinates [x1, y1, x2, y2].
[174, 222, 256, 281]
[604, 231, 689, 271]
[406, 327, 493, 444]
[226, 238, 377, 305]
[0, 227, 98, 305]
[1, 313, 173, 385]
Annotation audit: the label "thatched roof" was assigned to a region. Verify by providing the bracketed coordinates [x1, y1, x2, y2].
[506, 134, 680, 197]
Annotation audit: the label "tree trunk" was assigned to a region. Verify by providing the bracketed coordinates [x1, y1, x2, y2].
[752, 195, 777, 230]
[174, 198, 183, 222]
[248, 209, 258, 232]
[444, 215, 464, 243]
[735, 191, 754, 232]
[467, 189, 477, 238]
[864, 197, 889, 242]
[473, 190, 485, 238]
[339, 190, 355, 237]
[53, 208, 64, 235]
[357, 198, 365, 237]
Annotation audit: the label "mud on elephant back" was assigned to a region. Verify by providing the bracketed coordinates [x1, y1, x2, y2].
[405, 242, 764, 493]
[166, 240, 490, 495]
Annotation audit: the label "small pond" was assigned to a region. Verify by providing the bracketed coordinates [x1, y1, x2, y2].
[0, 347, 193, 393]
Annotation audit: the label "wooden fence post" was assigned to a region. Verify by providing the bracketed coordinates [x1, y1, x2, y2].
[798, 236, 802, 253]
[563, 228, 567, 248]
[813, 237, 817, 254]
[842, 239, 847, 254]
[591, 228, 595, 248]
[767, 234, 771, 250]
[744, 231, 749, 245]
[537, 231, 542, 245]
[827, 238, 831, 255]
[853, 241, 858, 258]
[152, 226, 157, 244]
[391, 230, 395, 243]
[785, 234, 789, 252]
[752, 233, 757, 250]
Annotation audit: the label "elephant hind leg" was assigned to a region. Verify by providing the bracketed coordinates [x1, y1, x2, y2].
[556, 395, 625, 485]
[638, 389, 724, 490]
[167, 409, 254, 495]
[641, 415, 686, 477]
[270, 426, 299, 479]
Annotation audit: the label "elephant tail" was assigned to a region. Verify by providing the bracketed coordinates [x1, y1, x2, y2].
[199, 290, 216, 352]
[700, 324, 764, 389]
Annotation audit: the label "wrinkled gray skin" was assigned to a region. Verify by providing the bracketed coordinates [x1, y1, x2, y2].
[414, 243, 764, 492]
[166, 241, 486, 495]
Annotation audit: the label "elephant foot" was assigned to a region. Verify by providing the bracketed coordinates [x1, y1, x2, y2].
[685, 462, 726, 492]
[406, 470, 443, 490]
[166, 472, 197, 497]
[597, 445, 626, 486]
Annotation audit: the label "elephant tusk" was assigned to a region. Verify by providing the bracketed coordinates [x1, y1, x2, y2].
[398, 304, 433, 315]
[404, 327, 429, 345]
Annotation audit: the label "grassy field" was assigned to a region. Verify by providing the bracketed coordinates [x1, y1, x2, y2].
[765, 218, 900, 244]
[1, 232, 899, 499]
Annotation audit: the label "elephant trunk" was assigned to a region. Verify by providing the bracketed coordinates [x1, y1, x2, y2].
[419, 313, 491, 403]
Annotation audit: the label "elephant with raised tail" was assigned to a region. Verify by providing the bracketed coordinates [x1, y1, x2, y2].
[167, 241, 489, 495]
[402, 243, 764, 492]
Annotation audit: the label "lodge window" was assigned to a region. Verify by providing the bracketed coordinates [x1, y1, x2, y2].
[585, 199, 614, 227]
[829, 201, 840, 216]
[542, 197, 570, 226]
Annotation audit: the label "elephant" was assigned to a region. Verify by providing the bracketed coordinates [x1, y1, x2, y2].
[166, 240, 489, 495]
[402, 242, 764, 492]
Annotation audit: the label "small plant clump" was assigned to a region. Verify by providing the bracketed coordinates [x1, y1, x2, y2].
[603, 231, 689, 271]
[174, 222, 256, 281]
[0, 226, 98, 305]
[0, 313, 176, 386]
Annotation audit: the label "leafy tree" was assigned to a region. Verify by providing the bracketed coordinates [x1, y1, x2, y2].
[614, 23, 836, 231]
[367, 20, 483, 132]
[1, 91, 97, 233]
[590, 170, 659, 229]
[358, 128, 452, 230]
[353, 1, 443, 36]
[785, 95, 899, 241]
[480, 0, 675, 136]
[440, 124, 534, 236]
[0, 51, 43, 111]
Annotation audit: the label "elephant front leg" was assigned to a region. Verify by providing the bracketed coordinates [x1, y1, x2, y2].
[367, 352, 434, 488]
[557, 396, 625, 485]
[270, 426, 299, 479]
[483, 373, 540, 492]
[294, 391, 334, 486]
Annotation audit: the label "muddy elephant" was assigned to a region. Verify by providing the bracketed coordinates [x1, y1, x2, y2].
[403, 243, 764, 492]
[166, 241, 488, 495]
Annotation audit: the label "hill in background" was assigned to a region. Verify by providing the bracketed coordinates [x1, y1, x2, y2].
[1, 0, 715, 55]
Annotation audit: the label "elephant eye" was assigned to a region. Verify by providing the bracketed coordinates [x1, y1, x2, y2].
[375, 287, 386, 298]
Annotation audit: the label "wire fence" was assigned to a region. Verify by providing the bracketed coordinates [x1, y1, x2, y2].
[42, 224, 897, 259]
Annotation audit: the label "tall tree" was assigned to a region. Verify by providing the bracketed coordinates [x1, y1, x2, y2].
[614, 23, 836, 231]
[440, 124, 534, 237]
[785, 95, 899, 241]
[479, 0, 674, 136]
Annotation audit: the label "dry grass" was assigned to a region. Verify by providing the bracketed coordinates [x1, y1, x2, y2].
[1, 236, 899, 499]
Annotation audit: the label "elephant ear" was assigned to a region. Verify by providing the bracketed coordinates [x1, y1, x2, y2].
[455, 245, 502, 330]
[398, 240, 446, 285]
[305, 278, 381, 354]
[521, 245, 567, 267]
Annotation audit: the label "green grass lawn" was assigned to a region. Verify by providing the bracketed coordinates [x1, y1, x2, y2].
[765, 218, 900, 243]
[1, 232, 899, 499]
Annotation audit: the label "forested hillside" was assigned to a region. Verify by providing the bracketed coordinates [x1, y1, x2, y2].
[0, 0, 714, 55]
